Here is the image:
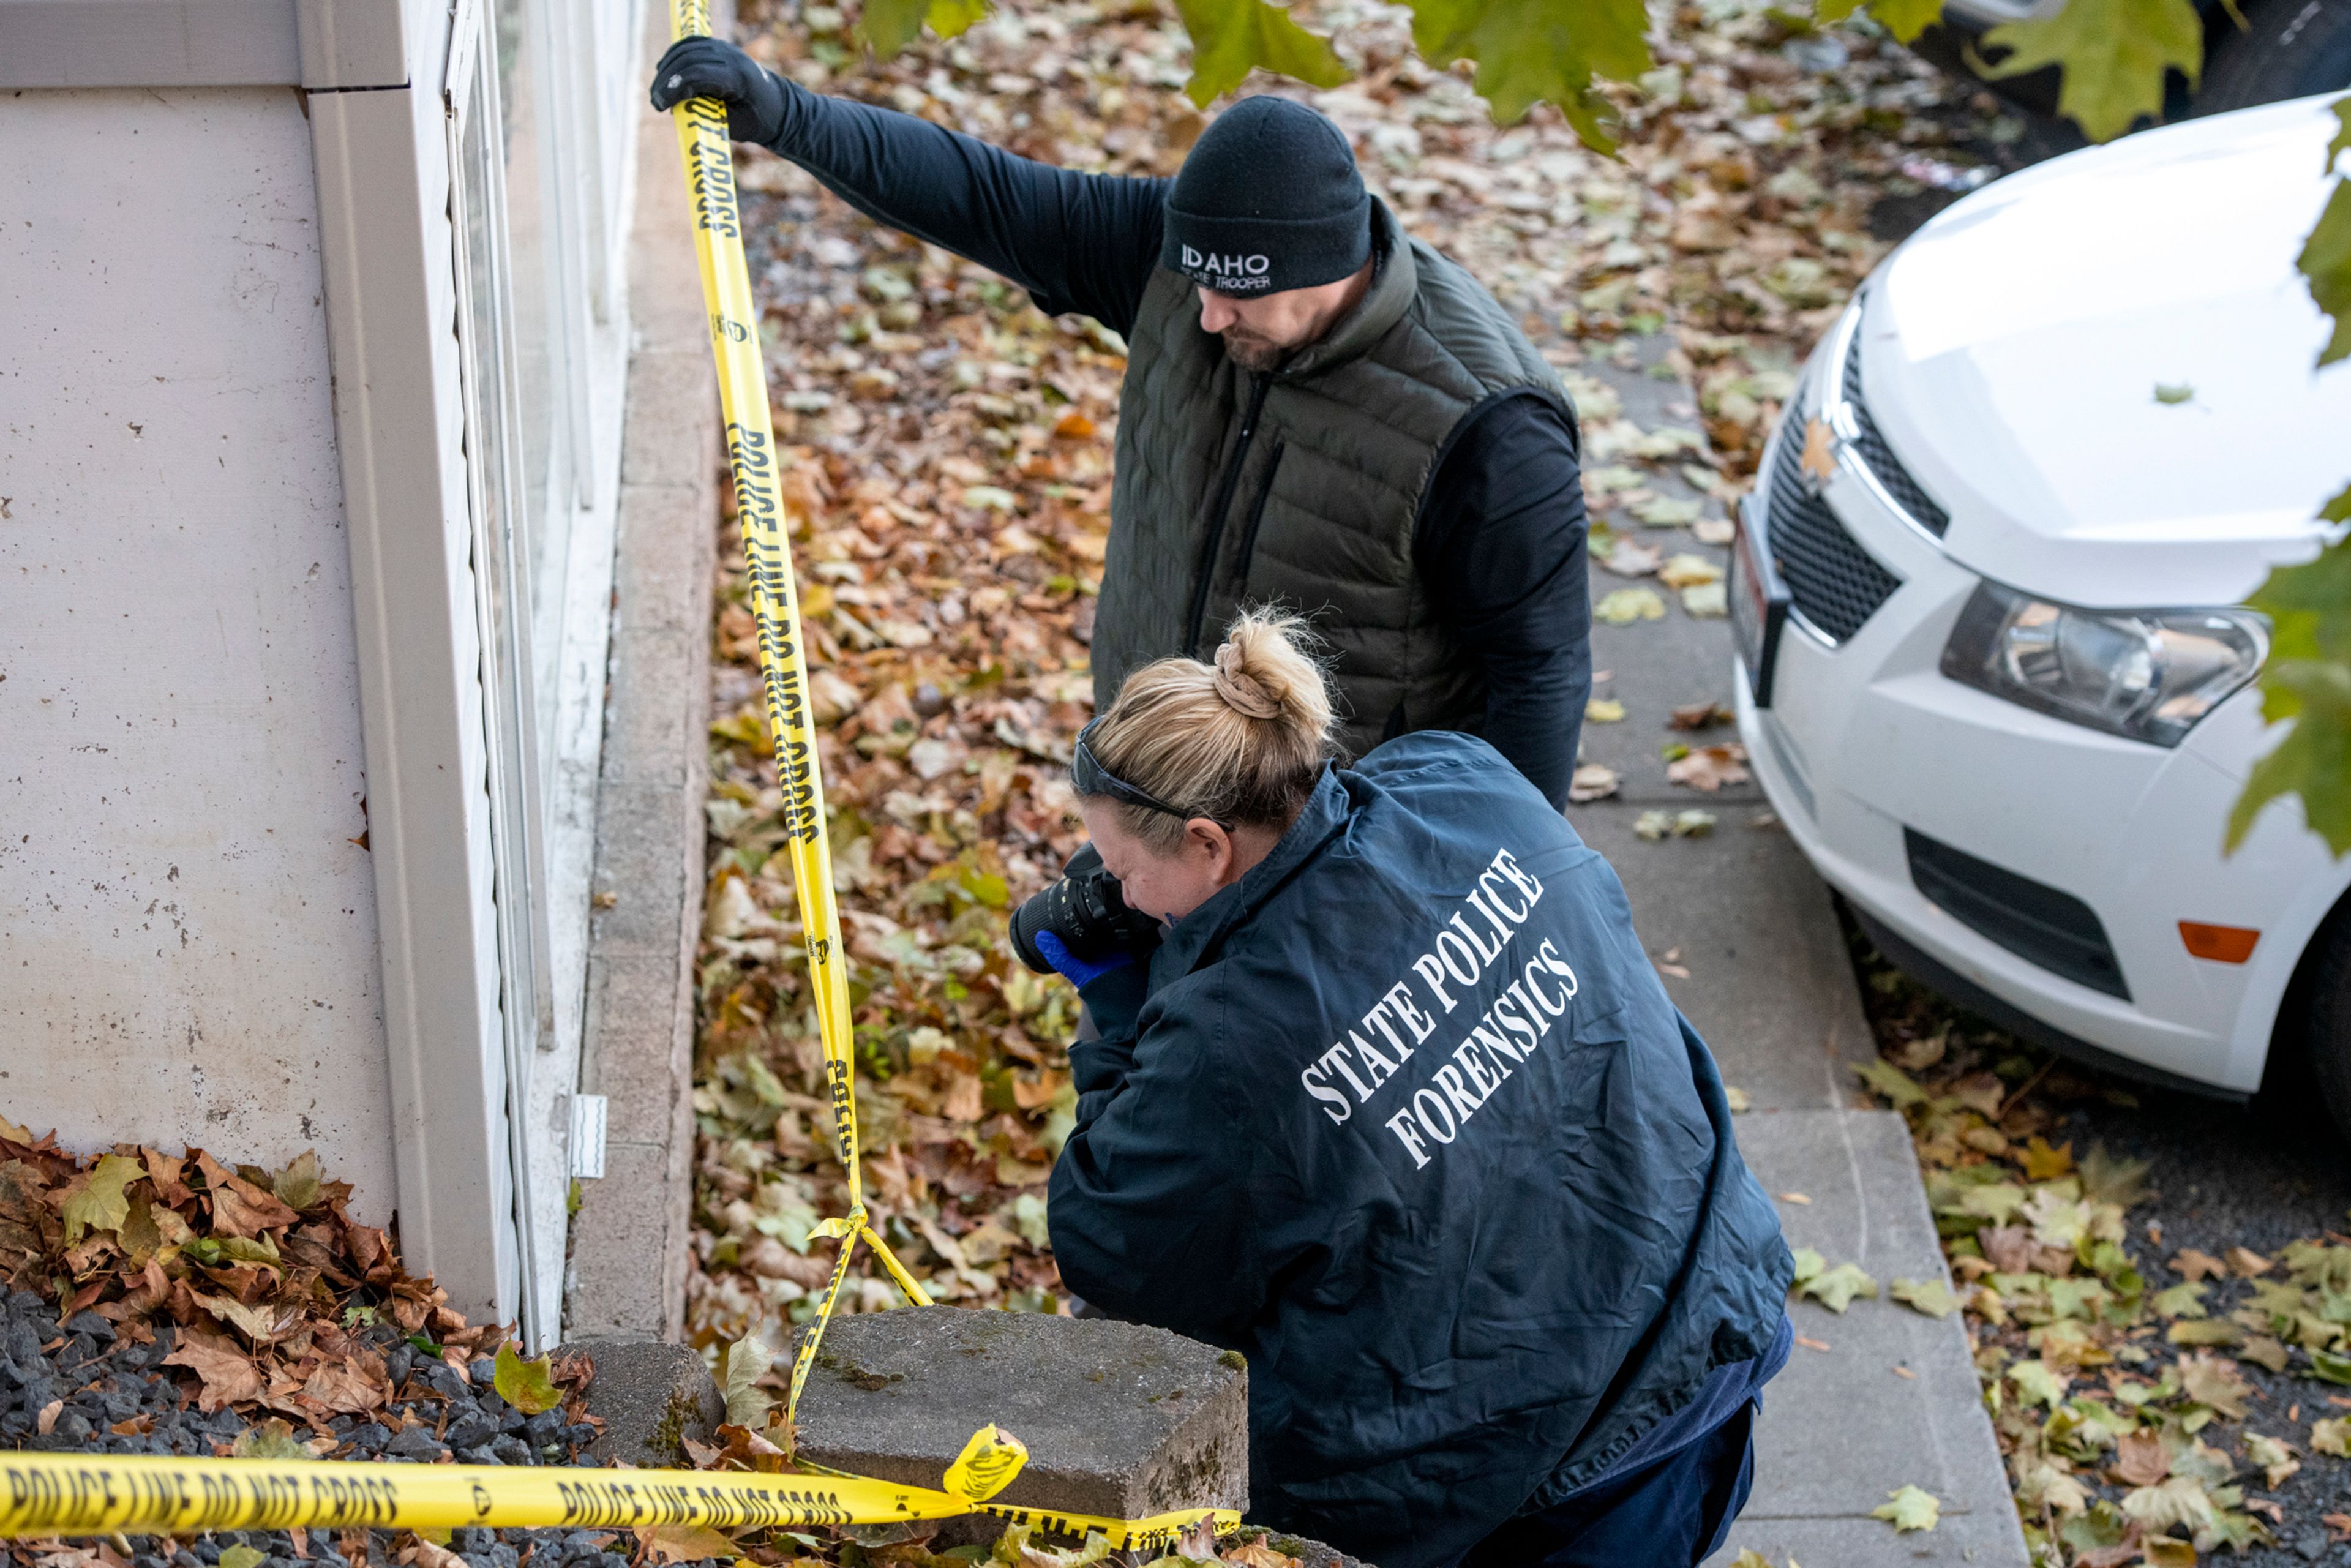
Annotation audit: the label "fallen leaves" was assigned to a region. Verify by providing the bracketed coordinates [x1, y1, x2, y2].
[1633, 808, 1715, 840]
[1798, 1261, 1879, 1315]
[1567, 763, 1620, 803]
[1871, 1484, 1940, 1533]
[2, 1127, 582, 1436]
[495, 1341, 566, 1416]
[1594, 586, 1666, 625]
[1665, 743, 1748, 792]
[58, 1153, 143, 1245]
[1889, 1276, 1959, 1319]
[1845, 958, 2351, 1567]
[637, 1525, 742, 1564]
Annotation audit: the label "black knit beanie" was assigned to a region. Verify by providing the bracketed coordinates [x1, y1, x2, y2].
[1161, 97, 1372, 296]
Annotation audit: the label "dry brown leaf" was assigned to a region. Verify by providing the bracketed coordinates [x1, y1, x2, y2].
[2172, 1248, 2227, 1282]
[164, 1328, 264, 1411]
[2112, 1428, 2169, 1487]
[1567, 763, 1620, 803]
[638, 1526, 738, 1564]
[194, 1150, 300, 1237]
[1224, 1545, 1302, 1568]
[1665, 744, 1749, 792]
[301, 1355, 386, 1416]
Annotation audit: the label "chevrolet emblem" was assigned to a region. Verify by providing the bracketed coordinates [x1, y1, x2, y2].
[1798, 417, 1839, 493]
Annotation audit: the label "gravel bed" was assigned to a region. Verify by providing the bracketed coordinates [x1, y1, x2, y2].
[0, 1291, 729, 1568]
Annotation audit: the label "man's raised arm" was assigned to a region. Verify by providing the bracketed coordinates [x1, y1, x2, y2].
[651, 36, 1169, 334]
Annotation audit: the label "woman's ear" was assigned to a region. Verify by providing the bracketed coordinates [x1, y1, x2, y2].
[1185, 817, 1235, 881]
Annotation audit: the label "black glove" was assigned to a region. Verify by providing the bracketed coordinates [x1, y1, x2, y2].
[1010, 844, 1161, 978]
[649, 36, 789, 145]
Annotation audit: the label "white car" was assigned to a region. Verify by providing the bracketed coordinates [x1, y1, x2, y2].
[1729, 94, 2351, 1135]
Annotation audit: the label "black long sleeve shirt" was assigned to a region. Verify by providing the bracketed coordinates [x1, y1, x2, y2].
[756, 85, 1591, 804]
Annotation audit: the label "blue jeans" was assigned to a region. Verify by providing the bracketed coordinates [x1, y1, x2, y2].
[1444, 1398, 1758, 1568]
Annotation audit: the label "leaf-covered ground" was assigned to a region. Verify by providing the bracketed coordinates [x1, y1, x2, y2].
[0, 1123, 642, 1568]
[680, 2, 2351, 1565]
[1841, 936, 2351, 1567]
[688, 0, 2028, 1346]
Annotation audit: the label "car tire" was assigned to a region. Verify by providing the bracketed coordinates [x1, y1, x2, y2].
[2295, 897, 2351, 1147]
[2195, 0, 2351, 115]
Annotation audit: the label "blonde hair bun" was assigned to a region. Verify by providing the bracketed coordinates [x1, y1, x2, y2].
[1082, 609, 1337, 850]
[1213, 613, 1334, 729]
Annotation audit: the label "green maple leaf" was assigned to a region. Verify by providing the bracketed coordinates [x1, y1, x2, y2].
[2304, 98, 2351, 367]
[231, 1419, 309, 1461]
[1799, 1261, 1880, 1313]
[721, 1335, 776, 1428]
[1789, 1245, 1826, 1285]
[1976, 0, 2202, 143]
[1407, 0, 1649, 143]
[495, 1341, 565, 1416]
[1852, 1059, 1926, 1109]
[61, 1152, 144, 1244]
[1891, 1275, 1959, 1318]
[218, 1548, 266, 1568]
[1814, 0, 1943, 43]
[2079, 1142, 2151, 1207]
[2311, 1346, 2351, 1385]
[1870, 1484, 1941, 1533]
[2229, 517, 2351, 856]
[2009, 1358, 2069, 1409]
[1171, 0, 1353, 108]
[858, 0, 992, 56]
[271, 1149, 323, 1212]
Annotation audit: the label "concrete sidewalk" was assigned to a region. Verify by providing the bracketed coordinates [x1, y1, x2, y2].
[1570, 343, 2027, 1567]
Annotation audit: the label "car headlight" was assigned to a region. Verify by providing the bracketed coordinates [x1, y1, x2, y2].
[1940, 582, 2268, 747]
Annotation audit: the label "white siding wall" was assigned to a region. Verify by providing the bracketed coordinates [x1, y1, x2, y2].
[0, 86, 397, 1221]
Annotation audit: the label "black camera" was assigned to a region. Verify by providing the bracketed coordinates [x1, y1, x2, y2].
[1010, 844, 1161, 974]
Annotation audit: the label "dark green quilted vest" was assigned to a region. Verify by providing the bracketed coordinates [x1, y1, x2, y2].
[1093, 200, 1574, 760]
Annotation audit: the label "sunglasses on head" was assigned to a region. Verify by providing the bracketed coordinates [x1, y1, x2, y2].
[1071, 718, 1196, 821]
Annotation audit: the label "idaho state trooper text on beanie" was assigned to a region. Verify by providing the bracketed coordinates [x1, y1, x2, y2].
[1160, 97, 1373, 295]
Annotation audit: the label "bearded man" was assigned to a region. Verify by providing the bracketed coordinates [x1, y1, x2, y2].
[653, 47, 1592, 803]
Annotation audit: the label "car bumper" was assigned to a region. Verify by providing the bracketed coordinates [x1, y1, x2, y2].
[1735, 321, 2334, 1097]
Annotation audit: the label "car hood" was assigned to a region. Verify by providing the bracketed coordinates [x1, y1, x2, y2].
[1858, 95, 2351, 608]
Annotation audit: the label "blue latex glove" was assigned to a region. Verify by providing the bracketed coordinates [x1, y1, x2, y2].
[1031, 928, 1134, 990]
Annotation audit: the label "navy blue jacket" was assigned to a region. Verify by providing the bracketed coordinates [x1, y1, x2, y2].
[1048, 734, 1793, 1568]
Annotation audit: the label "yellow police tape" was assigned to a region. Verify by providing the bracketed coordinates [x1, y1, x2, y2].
[1, 1429, 1022, 1539]
[668, 0, 935, 1424]
[662, 1, 1239, 1552]
[0, 1438, 1231, 1551]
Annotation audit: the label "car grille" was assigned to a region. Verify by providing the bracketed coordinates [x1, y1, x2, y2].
[1766, 419, 1903, 643]
[1905, 828, 2131, 1001]
[1841, 330, 1950, 538]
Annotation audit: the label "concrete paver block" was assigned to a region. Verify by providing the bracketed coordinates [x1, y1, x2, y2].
[622, 355, 724, 490]
[567, 1140, 691, 1340]
[793, 1307, 1248, 1521]
[582, 953, 694, 1144]
[601, 629, 707, 788]
[570, 1338, 725, 1466]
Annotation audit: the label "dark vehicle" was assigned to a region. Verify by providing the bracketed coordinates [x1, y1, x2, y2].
[1911, 0, 2351, 121]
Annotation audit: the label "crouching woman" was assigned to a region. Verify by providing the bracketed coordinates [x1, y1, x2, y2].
[1036, 612, 1796, 1568]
